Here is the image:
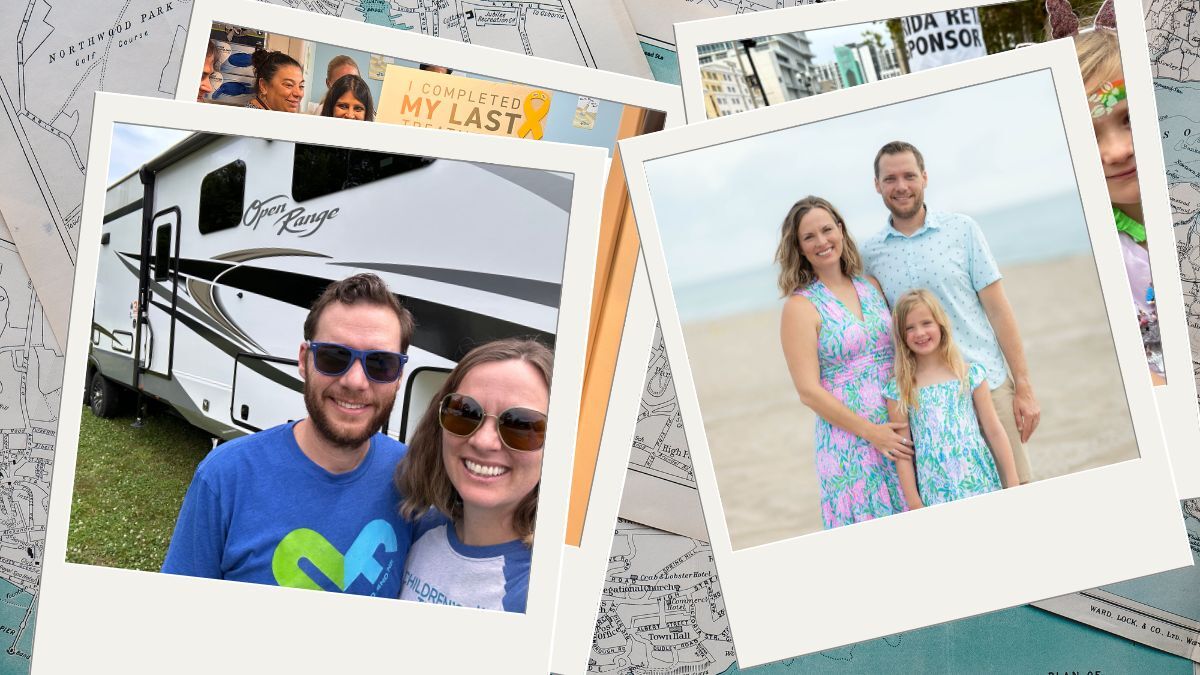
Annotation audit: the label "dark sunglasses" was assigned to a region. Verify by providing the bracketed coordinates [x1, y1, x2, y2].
[307, 341, 408, 383]
[438, 393, 547, 452]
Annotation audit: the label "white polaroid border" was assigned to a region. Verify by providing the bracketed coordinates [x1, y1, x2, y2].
[34, 94, 605, 674]
[617, 41, 1190, 666]
[675, 0, 1200, 499]
[174, 3, 684, 671]
[556, 257, 656, 674]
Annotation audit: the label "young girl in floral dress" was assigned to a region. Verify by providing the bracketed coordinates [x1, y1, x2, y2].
[883, 290, 1020, 508]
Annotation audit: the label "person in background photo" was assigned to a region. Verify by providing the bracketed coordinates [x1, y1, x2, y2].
[197, 39, 216, 103]
[320, 74, 375, 122]
[419, 63, 453, 75]
[777, 196, 912, 530]
[306, 54, 361, 114]
[1047, 0, 1166, 384]
[884, 289, 1019, 509]
[395, 338, 550, 613]
[246, 50, 304, 113]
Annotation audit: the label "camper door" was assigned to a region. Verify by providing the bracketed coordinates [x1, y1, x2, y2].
[142, 208, 180, 378]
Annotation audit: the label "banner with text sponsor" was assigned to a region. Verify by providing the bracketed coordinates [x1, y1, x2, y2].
[377, 65, 552, 139]
[902, 8, 987, 72]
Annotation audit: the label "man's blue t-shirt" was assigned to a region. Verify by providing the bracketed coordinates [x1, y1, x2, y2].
[162, 422, 410, 597]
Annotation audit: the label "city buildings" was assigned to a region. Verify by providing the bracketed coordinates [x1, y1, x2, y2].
[700, 60, 755, 117]
[697, 32, 817, 109]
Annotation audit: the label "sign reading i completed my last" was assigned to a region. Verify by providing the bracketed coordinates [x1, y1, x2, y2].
[377, 65, 553, 139]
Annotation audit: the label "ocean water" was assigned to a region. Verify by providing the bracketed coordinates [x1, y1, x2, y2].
[674, 191, 1090, 324]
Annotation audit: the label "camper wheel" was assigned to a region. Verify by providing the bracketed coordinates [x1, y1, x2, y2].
[88, 372, 123, 419]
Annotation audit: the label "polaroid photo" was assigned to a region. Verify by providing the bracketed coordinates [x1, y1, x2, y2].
[672, 0, 1200, 499]
[616, 39, 1190, 665]
[36, 93, 604, 673]
[558, 255, 658, 674]
[170, 1, 683, 670]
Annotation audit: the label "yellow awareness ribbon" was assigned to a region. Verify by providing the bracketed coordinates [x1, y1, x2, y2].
[517, 90, 551, 140]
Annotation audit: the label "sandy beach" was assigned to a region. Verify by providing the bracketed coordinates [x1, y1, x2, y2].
[683, 254, 1141, 550]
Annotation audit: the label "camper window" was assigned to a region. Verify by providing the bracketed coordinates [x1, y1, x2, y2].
[199, 160, 246, 235]
[291, 144, 434, 203]
[154, 224, 172, 282]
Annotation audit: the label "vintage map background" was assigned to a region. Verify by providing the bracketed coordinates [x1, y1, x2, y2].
[0, 0, 1193, 672]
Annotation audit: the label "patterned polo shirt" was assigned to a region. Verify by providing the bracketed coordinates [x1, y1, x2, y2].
[860, 208, 1008, 390]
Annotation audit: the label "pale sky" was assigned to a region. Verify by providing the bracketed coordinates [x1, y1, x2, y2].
[644, 68, 1083, 286]
[804, 21, 897, 65]
[107, 124, 191, 184]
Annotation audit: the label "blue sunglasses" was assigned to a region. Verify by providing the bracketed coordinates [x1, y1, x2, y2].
[307, 341, 408, 383]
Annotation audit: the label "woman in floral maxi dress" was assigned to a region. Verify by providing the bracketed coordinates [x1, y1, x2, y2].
[777, 196, 911, 529]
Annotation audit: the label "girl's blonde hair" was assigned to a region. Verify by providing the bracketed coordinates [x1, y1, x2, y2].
[1075, 26, 1122, 86]
[892, 289, 969, 414]
[395, 338, 553, 547]
[775, 196, 863, 296]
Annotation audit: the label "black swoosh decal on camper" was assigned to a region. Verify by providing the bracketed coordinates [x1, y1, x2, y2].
[330, 262, 561, 308]
[185, 278, 266, 353]
[212, 266, 555, 360]
[125, 252, 554, 362]
[150, 298, 303, 394]
[176, 259, 234, 282]
[118, 252, 261, 356]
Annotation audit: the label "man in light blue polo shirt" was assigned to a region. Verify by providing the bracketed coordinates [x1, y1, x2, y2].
[861, 140, 1041, 483]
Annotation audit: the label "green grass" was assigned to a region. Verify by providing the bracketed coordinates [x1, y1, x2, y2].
[66, 406, 213, 572]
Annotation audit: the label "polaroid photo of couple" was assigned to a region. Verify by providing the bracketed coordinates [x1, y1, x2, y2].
[162, 3, 684, 671]
[618, 33, 1191, 665]
[36, 91, 604, 672]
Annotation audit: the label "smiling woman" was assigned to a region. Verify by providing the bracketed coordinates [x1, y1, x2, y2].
[776, 195, 910, 529]
[246, 50, 305, 113]
[395, 338, 552, 613]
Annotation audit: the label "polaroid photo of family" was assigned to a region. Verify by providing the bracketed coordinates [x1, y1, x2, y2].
[673, 0, 1200, 499]
[164, 1, 684, 671]
[617, 37, 1190, 665]
[35, 92, 605, 673]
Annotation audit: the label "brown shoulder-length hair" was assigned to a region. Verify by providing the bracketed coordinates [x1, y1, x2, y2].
[395, 337, 554, 547]
[775, 196, 863, 296]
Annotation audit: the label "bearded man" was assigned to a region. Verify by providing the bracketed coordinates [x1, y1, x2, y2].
[861, 141, 1041, 484]
[163, 273, 414, 596]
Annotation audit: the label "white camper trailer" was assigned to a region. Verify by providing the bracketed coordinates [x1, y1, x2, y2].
[90, 132, 569, 442]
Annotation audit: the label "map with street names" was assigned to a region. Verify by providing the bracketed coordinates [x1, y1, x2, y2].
[0, 4, 182, 671]
[0, 0, 190, 345]
[257, 0, 652, 77]
[0, 216, 61, 673]
[1148, 0, 1200, 386]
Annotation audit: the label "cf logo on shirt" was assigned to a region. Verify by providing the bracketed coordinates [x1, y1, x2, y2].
[271, 520, 398, 592]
